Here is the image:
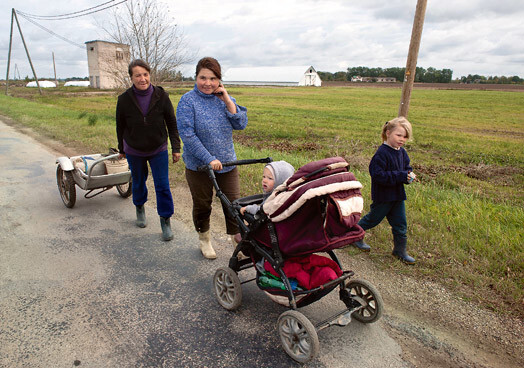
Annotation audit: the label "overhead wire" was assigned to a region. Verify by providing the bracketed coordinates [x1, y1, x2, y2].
[16, 0, 127, 20]
[14, 0, 128, 50]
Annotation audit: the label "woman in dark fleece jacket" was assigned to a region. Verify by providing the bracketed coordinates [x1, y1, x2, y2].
[116, 59, 181, 241]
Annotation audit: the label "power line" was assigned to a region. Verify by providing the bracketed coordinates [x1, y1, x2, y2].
[16, 0, 127, 21]
[13, 1, 128, 50]
[16, 13, 84, 49]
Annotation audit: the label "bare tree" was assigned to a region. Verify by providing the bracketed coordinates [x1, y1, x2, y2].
[100, 0, 195, 85]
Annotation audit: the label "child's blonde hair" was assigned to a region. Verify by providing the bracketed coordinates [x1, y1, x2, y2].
[382, 117, 413, 142]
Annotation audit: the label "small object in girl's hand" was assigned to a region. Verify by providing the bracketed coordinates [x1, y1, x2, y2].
[213, 91, 223, 95]
[407, 171, 416, 183]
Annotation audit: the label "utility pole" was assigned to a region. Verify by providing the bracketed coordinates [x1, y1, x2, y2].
[5, 8, 42, 95]
[53, 52, 58, 87]
[398, 0, 427, 118]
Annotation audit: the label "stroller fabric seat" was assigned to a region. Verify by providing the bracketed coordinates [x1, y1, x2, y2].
[252, 157, 365, 256]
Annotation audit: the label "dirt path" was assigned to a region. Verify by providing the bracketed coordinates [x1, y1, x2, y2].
[4, 118, 524, 367]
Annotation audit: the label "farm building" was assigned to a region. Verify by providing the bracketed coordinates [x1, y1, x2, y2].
[26, 80, 56, 88]
[64, 81, 91, 87]
[223, 66, 322, 86]
[352, 76, 397, 83]
[85, 40, 130, 89]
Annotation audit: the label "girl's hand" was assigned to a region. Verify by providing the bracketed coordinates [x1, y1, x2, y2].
[118, 153, 125, 160]
[407, 171, 416, 184]
[240, 207, 246, 215]
[210, 159, 223, 171]
[172, 153, 181, 163]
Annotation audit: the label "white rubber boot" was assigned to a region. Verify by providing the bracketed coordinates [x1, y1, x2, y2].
[198, 230, 216, 259]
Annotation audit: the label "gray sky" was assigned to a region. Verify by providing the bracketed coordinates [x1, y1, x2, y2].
[1, 0, 523, 80]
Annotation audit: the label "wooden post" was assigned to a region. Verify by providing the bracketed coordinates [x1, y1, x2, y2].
[5, 9, 15, 95]
[13, 9, 43, 95]
[53, 52, 58, 87]
[398, 0, 427, 118]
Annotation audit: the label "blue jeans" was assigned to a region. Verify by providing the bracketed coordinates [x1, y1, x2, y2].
[126, 150, 174, 218]
[358, 201, 407, 238]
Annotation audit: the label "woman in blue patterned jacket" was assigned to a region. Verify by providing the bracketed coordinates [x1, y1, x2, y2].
[176, 57, 248, 259]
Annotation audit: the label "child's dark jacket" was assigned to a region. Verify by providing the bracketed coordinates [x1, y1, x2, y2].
[369, 143, 412, 202]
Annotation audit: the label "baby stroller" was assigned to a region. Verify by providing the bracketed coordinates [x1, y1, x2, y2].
[201, 157, 383, 363]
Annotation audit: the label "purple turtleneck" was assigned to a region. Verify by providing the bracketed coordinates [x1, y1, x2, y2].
[133, 83, 154, 115]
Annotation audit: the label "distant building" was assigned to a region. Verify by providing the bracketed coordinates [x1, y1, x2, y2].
[358, 76, 397, 83]
[85, 40, 130, 89]
[26, 80, 56, 88]
[64, 81, 90, 87]
[223, 66, 322, 86]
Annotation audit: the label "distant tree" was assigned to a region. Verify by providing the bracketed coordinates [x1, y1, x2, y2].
[317, 71, 334, 81]
[100, 0, 195, 85]
[333, 71, 347, 81]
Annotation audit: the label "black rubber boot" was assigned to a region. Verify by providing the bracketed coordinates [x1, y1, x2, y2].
[352, 239, 371, 251]
[392, 235, 415, 264]
[136, 205, 146, 228]
[160, 217, 173, 241]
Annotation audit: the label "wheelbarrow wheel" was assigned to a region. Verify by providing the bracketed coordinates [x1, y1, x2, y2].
[56, 166, 76, 208]
[116, 179, 132, 198]
[213, 267, 242, 310]
[278, 310, 319, 363]
[346, 278, 383, 323]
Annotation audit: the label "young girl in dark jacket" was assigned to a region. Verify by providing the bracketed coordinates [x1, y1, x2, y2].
[353, 117, 417, 264]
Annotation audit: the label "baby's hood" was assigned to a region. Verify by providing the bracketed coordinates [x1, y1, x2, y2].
[267, 161, 295, 188]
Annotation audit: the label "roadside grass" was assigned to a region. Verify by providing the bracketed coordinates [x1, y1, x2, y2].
[1, 85, 523, 317]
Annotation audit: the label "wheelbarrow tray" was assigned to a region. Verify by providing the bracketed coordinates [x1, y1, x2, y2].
[69, 153, 131, 190]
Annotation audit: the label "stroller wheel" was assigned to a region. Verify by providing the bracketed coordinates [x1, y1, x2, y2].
[277, 310, 319, 363]
[213, 267, 242, 310]
[346, 279, 383, 323]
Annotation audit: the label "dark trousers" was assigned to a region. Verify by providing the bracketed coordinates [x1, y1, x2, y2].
[126, 150, 174, 218]
[358, 200, 407, 238]
[185, 167, 240, 235]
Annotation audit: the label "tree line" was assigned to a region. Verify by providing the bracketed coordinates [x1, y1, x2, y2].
[318, 67, 523, 84]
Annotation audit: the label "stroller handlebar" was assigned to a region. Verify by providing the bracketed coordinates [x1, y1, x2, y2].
[197, 157, 272, 172]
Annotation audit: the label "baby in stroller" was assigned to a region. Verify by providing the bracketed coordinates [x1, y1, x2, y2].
[239, 160, 295, 220]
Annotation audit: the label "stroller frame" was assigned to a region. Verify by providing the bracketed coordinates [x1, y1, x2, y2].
[201, 158, 383, 363]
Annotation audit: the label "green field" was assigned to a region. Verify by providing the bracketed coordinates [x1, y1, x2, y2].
[1, 85, 523, 317]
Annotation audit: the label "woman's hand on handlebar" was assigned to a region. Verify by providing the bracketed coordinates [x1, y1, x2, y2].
[209, 159, 222, 171]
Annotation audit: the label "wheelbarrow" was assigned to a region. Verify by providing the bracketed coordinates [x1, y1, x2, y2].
[55, 153, 132, 208]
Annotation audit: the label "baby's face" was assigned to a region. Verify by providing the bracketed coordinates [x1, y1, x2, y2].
[262, 167, 275, 193]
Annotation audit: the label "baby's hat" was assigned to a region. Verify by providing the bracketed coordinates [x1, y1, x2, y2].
[266, 161, 295, 188]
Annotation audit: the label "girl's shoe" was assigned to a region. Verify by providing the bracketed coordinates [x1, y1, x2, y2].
[352, 240, 371, 251]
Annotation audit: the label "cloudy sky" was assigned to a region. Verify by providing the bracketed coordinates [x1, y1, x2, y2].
[1, 0, 523, 80]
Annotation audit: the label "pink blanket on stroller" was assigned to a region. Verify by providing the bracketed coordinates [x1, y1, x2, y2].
[264, 254, 343, 290]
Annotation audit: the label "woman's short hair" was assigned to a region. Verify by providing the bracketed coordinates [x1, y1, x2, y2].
[128, 59, 151, 77]
[195, 57, 222, 80]
[382, 116, 413, 142]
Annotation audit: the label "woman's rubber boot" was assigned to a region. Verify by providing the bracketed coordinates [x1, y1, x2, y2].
[160, 217, 173, 241]
[136, 205, 147, 228]
[352, 239, 371, 252]
[198, 230, 216, 259]
[392, 235, 415, 264]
